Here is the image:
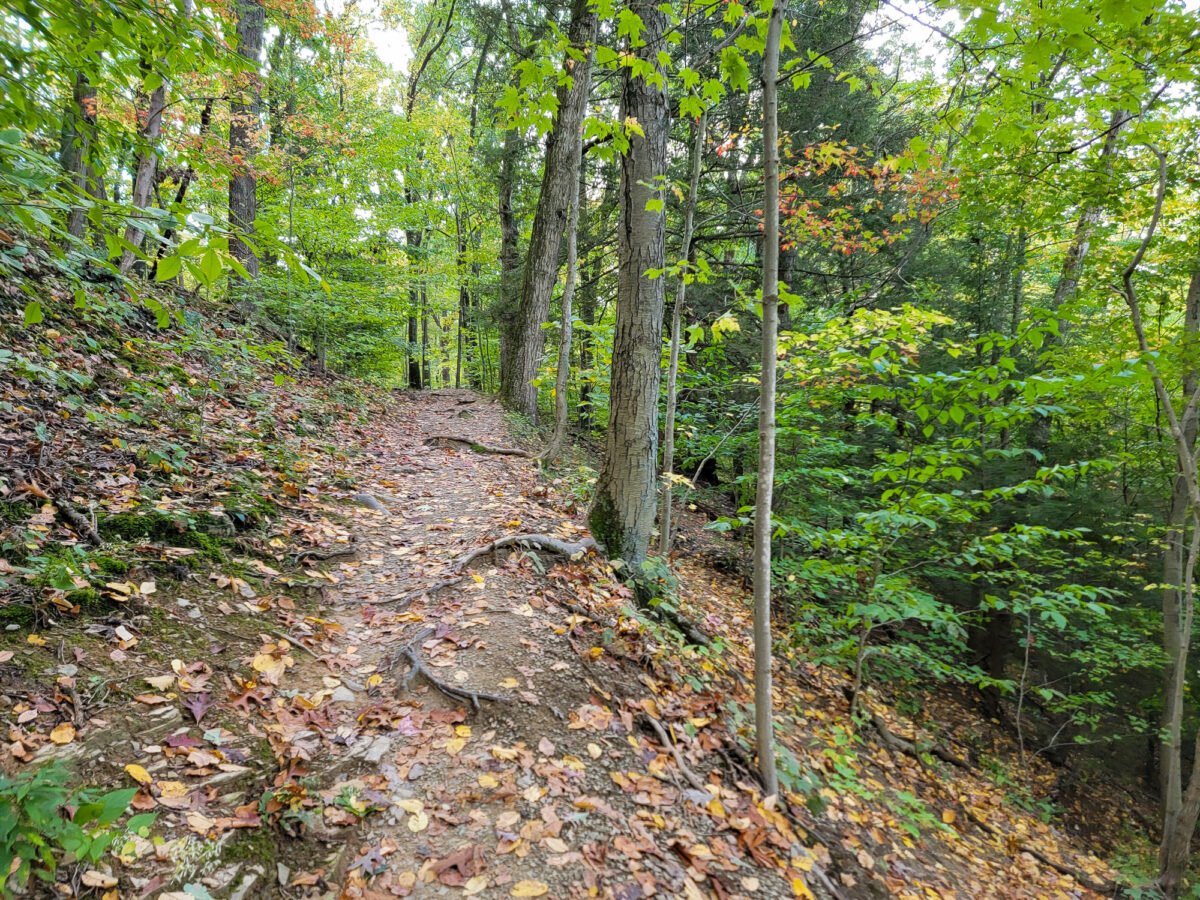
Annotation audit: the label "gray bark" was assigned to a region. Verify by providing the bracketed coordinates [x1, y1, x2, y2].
[61, 73, 97, 240]
[500, 0, 599, 419]
[1158, 267, 1200, 896]
[229, 0, 265, 279]
[659, 110, 706, 555]
[118, 71, 167, 274]
[752, 0, 784, 799]
[543, 166, 587, 462]
[587, 0, 668, 571]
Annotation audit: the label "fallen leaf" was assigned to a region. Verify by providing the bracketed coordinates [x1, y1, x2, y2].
[125, 764, 152, 785]
[511, 880, 549, 897]
[49, 723, 75, 744]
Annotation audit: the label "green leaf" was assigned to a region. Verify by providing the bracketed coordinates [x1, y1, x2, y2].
[155, 255, 182, 282]
[23, 301, 43, 325]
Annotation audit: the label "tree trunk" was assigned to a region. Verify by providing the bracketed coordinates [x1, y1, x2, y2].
[499, 0, 598, 419]
[118, 71, 167, 274]
[752, 0, 784, 800]
[587, 0, 668, 572]
[578, 253, 597, 429]
[1159, 267, 1200, 895]
[61, 72, 97, 240]
[659, 110, 706, 555]
[228, 0, 264, 280]
[497, 127, 520, 387]
[543, 165, 587, 462]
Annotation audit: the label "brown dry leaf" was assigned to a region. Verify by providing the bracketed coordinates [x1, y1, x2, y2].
[81, 871, 118, 888]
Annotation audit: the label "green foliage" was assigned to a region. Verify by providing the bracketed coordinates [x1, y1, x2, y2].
[0, 763, 154, 896]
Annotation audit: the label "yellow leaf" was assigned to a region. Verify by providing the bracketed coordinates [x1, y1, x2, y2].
[27, 634, 47, 646]
[463, 875, 489, 895]
[499, 677, 520, 689]
[942, 808, 957, 824]
[455, 725, 472, 737]
[366, 674, 383, 688]
[446, 737, 466, 755]
[511, 881, 549, 897]
[491, 746, 518, 761]
[407, 810, 429, 832]
[395, 799, 423, 814]
[49, 723, 75, 744]
[124, 764, 152, 785]
[479, 774, 499, 788]
[791, 877, 815, 899]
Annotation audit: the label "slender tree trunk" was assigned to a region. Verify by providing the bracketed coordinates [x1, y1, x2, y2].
[118, 72, 167, 274]
[543, 165, 587, 462]
[659, 110, 706, 555]
[1031, 106, 1126, 446]
[587, 0, 668, 573]
[578, 254, 597, 429]
[497, 128, 520, 387]
[229, 0, 264, 279]
[499, 0, 598, 419]
[61, 72, 97, 240]
[752, 0, 784, 799]
[1159, 267, 1200, 895]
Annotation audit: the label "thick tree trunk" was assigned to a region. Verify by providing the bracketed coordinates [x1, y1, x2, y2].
[587, 0, 668, 572]
[229, 0, 264, 279]
[659, 111, 706, 555]
[499, 0, 598, 419]
[118, 73, 167, 274]
[752, 0, 784, 799]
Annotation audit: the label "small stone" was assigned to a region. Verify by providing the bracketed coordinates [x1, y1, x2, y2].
[57, 664, 78, 677]
[5, 624, 18, 632]
[331, 686, 356, 703]
[276, 863, 290, 886]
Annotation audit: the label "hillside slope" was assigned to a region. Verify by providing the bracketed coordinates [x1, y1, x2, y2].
[0, 271, 1122, 898]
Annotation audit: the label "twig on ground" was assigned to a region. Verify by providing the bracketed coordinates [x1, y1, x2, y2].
[451, 533, 597, 573]
[367, 575, 466, 606]
[392, 627, 509, 710]
[56, 498, 102, 546]
[641, 714, 707, 793]
[424, 435, 531, 457]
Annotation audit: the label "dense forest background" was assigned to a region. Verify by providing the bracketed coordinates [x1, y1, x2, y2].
[4, 0, 1200, 895]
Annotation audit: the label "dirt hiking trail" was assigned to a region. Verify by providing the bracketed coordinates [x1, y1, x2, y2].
[297, 389, 809, 899]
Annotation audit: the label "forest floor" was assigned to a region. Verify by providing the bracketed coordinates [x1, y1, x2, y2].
[0, 275, 1143, 899]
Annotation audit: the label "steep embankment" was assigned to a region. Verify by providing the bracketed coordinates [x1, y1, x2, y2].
[0, 274, 1120, 898]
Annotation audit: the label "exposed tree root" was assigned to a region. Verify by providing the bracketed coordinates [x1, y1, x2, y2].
[962, 805, 1116, 894]
[648, 604, 712, 648]
[393, 627, 509, 710]
[350, 493, 391, 514]
[451, 533, 597, 573]
[56, 498, 102, 546]
[367, 575, 466, 607]
[293, 541, 358, 563]
[865, 708, 971, 770]
[424, 435, 531, 457]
